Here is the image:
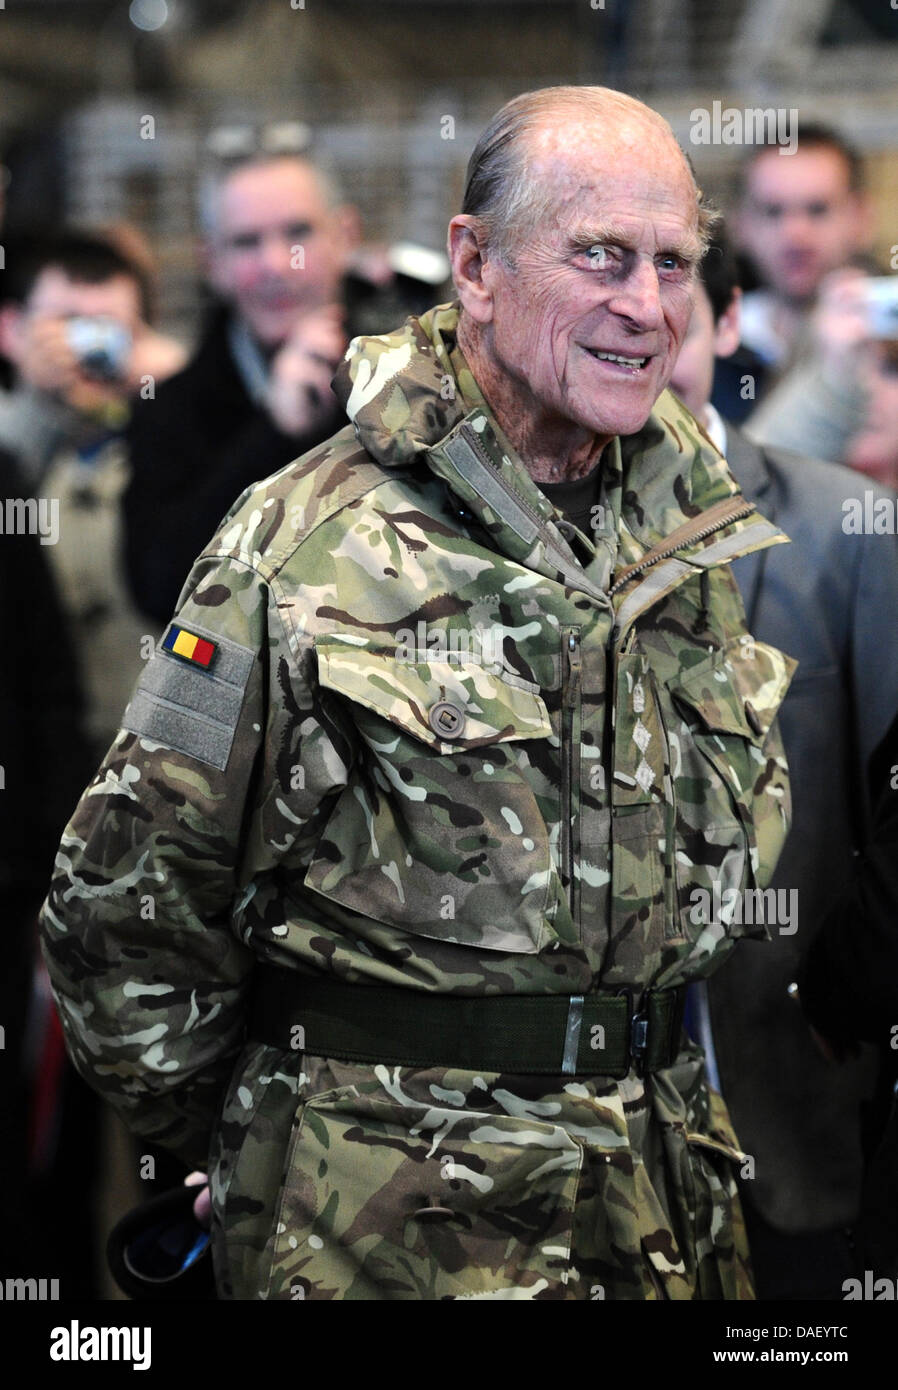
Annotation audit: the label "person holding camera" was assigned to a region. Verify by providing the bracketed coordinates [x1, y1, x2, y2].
[0, 230, 185, 757]
[722, 123, 879, 464]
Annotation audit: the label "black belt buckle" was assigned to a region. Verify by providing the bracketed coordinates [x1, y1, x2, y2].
[615, 987, 649, 1076]
[630, 1009, 649, 1075]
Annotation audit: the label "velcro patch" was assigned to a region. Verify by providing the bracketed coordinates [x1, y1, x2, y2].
[122, 621, 254, 771]
[162, 623, 217, 668]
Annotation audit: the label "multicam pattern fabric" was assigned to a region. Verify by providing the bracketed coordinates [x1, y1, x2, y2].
[40, 302, 796, 1300]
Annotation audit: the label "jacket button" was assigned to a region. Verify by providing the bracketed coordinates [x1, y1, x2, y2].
[428, 700, 465, 738]
[744, 701, 763, 736]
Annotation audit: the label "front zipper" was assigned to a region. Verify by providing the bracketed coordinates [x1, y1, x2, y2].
[608, 498, 755, 598]
[560, 628, 582, 914]
[458, 423, 615, 611]
[458, 419, 752, 622]
[461, 421, 561, 534]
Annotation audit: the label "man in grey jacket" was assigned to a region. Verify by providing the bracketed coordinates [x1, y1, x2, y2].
[669, 226, 898, 1299]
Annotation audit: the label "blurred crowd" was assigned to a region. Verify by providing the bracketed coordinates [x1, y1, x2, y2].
[1, 115, 897, 1300]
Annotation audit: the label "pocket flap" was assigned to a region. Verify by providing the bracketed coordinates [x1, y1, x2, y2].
[315, 635, 553, 750]
[671, 638, 797, 740]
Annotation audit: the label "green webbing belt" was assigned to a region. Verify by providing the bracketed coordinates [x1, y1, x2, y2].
[248, 965, 686, 1079]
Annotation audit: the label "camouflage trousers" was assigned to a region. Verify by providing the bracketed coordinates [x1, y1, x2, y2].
[210, 1038, 754, 1301]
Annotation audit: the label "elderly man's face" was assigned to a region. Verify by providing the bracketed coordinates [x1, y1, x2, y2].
[476, 122, 702, 455]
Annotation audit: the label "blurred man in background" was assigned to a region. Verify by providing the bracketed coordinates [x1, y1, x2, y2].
[716, 124, 875, 464]
[0, 231, 183, 756]
[124, 146, 357, 625]
[124, 136, 449, 627]
[670, 225, 898, 1298]
[0, 232, 186, 1293]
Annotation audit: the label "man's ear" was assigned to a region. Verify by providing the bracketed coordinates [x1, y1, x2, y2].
[448, 215, 495, 325]
[0, 304, 24, 364]
[713, 286, 742, 359]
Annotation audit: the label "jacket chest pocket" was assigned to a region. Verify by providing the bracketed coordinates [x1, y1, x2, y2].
[303, 638, 558, 953]
[664, 636, 795, 954]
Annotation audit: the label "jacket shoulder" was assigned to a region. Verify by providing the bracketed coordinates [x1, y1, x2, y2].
[198, 423, 391, 579]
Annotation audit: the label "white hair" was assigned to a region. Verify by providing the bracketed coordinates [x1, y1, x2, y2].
[461, 85, 718, 264]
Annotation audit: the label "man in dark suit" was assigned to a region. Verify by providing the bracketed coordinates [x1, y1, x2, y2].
[669, 227, 898, 1299]
[124, 149, 357, 625]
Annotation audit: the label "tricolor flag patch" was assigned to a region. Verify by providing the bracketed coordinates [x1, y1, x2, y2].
[162, 624, 217, 669]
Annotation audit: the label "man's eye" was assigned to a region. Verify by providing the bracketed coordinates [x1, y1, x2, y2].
[585, 245, 610, 268]
[228, 233, 261, 251]
[658, 254, 685, 272]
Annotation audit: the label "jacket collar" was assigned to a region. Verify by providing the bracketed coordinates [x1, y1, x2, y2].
[334, 304, 786, 610]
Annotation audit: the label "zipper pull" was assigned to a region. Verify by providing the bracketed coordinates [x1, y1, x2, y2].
[565, 631, 582, 707]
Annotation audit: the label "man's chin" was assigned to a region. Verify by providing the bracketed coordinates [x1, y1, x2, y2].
[574, 390, 661, 441]
[775, 271, 821, 304]
[242, 307, 307, 348]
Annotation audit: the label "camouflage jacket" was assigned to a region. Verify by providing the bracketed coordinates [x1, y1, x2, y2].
[40, 304, 796, 1301]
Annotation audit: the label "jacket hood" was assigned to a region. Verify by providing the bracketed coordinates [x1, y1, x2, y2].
[334, 303, 777, 565]
[335, 303, 467, 468]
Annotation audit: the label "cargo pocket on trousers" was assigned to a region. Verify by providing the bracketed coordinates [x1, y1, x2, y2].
[684, 1129, 754, 1300]
[266, 1087, 583, 1300]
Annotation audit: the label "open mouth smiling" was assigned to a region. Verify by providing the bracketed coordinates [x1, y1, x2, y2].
[583, 346, 652, 371]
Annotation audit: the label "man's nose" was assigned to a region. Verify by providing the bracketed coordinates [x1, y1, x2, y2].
[779, 210, 816, 242]
[607, 256, 664, 331]
[258, 232, 294, 275]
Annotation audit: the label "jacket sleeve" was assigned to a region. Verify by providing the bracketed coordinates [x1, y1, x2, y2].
[37, 549, 340, 1169]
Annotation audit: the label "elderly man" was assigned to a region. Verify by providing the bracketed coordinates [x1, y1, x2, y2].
[40, 87, 794, 1302]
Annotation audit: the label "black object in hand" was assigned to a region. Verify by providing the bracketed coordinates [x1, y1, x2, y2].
[106, 1185, 215, 1301]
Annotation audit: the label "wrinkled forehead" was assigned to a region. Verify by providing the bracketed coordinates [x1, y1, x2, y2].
[517, 117, 701, 256]
[525, 113, 698, 213]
